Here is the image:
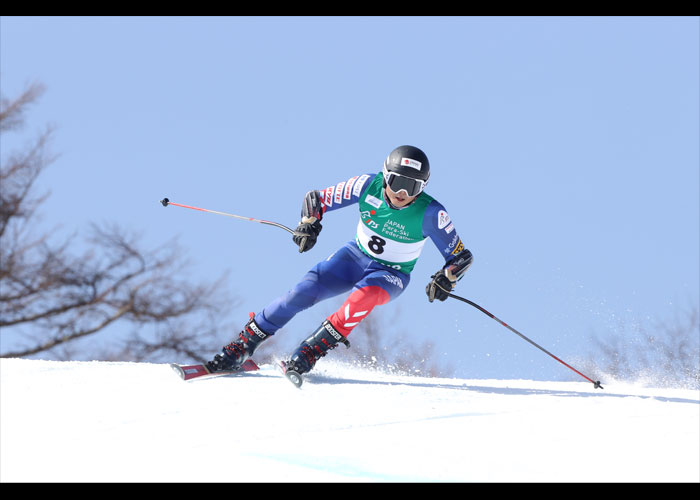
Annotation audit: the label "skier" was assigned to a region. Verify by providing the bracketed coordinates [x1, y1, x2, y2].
[206, 145, 474, 381]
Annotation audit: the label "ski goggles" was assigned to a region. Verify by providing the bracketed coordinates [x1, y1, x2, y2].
[382, 167, 427, 197]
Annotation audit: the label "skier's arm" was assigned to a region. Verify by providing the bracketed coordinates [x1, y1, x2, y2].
[317, 173, 376, 216]
[422, 201, 474, 302]
[293, 173, 376, 253]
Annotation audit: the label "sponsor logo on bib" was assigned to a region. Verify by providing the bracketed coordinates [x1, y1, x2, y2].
[365, 194, 383, 209]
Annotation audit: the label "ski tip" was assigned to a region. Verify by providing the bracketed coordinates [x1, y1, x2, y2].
[170, 363, 186, 379]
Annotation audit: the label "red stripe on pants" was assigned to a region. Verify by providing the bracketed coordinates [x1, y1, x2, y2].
[327, 286, 391, 337]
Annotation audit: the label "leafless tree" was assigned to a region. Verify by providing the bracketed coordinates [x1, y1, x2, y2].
[585, 305, 699, 389]
[0, 82, 236, 363]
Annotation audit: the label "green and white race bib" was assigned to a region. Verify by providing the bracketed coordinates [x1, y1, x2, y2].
[355, 173, 433, 273]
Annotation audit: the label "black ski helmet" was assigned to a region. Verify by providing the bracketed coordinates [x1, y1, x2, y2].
[382, 145, 430, 197]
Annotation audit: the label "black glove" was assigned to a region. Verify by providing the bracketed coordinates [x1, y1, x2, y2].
[426, 271, 455, 303]
[293, 219, 322, 253]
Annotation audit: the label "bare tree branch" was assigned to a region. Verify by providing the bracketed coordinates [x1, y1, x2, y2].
[0, 81, 45, 132]
[0, 82, 237, 363]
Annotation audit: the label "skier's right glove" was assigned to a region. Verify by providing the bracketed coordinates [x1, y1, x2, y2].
[293, 190, 324, 253]
[293, 219, 322, 253]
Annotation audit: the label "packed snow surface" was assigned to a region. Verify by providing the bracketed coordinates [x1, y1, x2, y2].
[1, 358, 698, 482]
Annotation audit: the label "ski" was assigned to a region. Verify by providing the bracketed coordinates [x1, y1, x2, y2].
[170, 359, 259, 381]
[278, 360, 304, 388]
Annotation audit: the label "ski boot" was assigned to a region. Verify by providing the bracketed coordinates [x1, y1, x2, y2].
[207, 313, 271, 373]
[279, 319, 350, 387]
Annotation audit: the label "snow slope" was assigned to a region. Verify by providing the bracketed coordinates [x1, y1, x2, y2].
[1, 358, 698, 483]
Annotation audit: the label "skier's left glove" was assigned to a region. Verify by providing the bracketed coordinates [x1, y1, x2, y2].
[426, 271, 456, 302]
[426, 248, 474, 303]
[293, 218, 322, 253]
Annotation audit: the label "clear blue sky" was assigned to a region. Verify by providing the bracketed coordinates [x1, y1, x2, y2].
[1, 16, 698, 382]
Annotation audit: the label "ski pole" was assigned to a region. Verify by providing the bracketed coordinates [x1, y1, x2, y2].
[443, 290, 603, 389]
[160, 198, 308, 251]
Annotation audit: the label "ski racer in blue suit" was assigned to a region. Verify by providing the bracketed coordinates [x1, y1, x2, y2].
[207, 146, 474, 378]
